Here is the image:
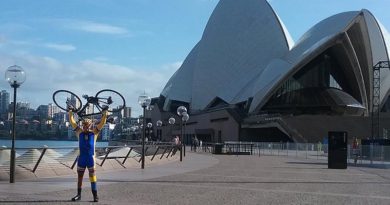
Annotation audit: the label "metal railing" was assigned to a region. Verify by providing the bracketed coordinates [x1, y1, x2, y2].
[0, 142, 179, 181]
[195, 142, 254, 154]
[196, 141, 390, 168]
[108, 139, 174, 146]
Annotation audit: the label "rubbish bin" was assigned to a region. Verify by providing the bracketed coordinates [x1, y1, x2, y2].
[328, 131, 347, 169]
[213, 143, 223, 154]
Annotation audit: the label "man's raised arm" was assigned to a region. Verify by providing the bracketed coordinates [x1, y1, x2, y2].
[68, 110, 81, 134]
[94, 110, 108, 134]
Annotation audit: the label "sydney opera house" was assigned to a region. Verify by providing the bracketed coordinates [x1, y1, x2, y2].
[150, 0, 390, 143]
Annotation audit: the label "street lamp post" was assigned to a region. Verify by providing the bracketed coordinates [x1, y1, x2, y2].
[156, 120, 162, 141]
[168, 117, 175, 141]
[5, 65, 26, 183]
[147, 122, 152, 141]
[138, 93, 151, 169]
[176, 106, 187, 162]
[134, 125, 139, 140]
[182, 112, 189, 156]
[139, 124, 143, 141]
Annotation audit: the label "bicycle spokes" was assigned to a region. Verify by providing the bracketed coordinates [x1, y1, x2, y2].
[95, 89, 125, 113]
[53, 89, 125, 117]
[53, 90, 82, 112]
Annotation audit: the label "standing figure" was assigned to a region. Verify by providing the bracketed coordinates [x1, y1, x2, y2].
[352, 137, 359, 165]
[194, 136, 198, 152]
[191, 136, 195, 151]
[174, 135, 180, 146]
[68, 108, 108, 202]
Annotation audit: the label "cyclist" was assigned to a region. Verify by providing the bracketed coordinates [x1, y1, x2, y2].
[68, 106, 108, 202]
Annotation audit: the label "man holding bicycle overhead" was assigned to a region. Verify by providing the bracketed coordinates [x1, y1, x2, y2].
[68, 106, 108, 202]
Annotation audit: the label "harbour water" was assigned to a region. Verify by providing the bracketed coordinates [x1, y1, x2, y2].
[0, 139, 108, 148]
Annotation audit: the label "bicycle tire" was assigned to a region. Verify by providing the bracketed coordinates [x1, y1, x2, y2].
[95, 89, 126, 113]
[52, 90, 82, 112]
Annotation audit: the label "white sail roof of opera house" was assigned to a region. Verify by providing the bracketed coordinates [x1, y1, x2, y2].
[161, 0, 390, 115]
[161, 0, 293, 111]
[249, 9, 390, 113]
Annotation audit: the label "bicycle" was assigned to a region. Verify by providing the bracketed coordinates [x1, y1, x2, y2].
[52, 89, 126, 122]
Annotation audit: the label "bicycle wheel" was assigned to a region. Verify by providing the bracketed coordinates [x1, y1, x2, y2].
[95, 89, 126, 113]
[52, 90, 82, 112]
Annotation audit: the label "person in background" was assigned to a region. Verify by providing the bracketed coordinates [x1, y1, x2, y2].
[191, 136, 195, 151]
[68, 107, 108, 202]
[194, 136, 198, 152]
[352, 137, 359, 165]
[318, 141, 322, 152]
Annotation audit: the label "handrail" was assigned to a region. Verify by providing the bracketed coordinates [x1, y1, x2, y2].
[167, 147, 174, 158]
[151, 147, 160, 161]
[100, 148, 112, 166]
[160, 146, 170, 159]
[139, 147, 149, 163]
[32, 148, 47, 173]
[0, 143, 179, 181]
[71, 156, 78, 169]
[194, 141, 390, 168]
[122, 147, 133, 164]
[0, 145, 126, 150]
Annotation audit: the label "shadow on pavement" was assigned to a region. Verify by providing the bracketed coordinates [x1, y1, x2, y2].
[347, 163, 390, 169]
[98, 179, 390, 185]
[0, 200, 72, 204]
[287, 161, 390, 169]
[286, 161, 327, 166]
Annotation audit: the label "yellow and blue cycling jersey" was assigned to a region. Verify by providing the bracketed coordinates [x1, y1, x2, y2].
[68, 110, 107, 168]
[79, 132, 96, 156]
[78, 132, 96, 168]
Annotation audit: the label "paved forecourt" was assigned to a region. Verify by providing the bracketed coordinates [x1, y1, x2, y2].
[0, 150, 390, 205]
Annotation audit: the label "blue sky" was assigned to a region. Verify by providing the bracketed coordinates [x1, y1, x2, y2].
[0, 0, 389, 116]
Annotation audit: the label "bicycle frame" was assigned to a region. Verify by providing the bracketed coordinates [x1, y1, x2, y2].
[53, 89, 125, 121]
[72, 96, 110, 119]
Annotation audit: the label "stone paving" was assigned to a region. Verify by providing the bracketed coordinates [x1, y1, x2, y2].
[0, 151, 389, 205]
